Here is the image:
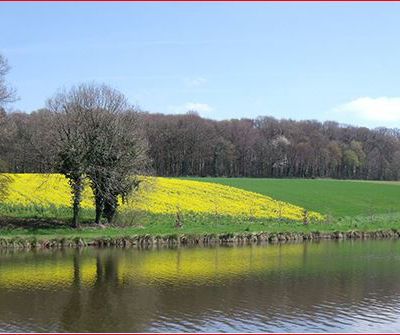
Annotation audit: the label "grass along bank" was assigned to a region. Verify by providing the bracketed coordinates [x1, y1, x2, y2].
[2, 211, 400, 248]
[2, 206, 400, 248]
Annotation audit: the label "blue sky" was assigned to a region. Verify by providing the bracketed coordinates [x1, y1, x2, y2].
[2, 2, 400, 128]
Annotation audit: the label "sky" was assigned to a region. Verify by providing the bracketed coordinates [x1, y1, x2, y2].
[1, 2, 400, 128]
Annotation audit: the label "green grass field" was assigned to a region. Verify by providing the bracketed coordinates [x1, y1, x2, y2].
[187, 178, 400, 218]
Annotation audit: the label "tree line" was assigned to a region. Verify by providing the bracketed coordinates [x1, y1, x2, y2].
[144, 113, 400, 180]
[1, 107, 400, 180]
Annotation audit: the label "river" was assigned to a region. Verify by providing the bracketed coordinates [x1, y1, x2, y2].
[1, 240, 400, 332]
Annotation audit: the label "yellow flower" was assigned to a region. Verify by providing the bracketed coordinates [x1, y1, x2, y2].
[1, 173, 324, 221]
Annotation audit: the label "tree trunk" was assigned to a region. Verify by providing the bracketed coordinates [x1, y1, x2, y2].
[71, 176, 83, 228]
[95, 194, 104, 224]
[103, 195, 118, 224]
[72, 204, 80, 228]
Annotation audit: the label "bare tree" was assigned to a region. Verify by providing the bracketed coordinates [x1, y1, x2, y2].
[47, 88, 91, 227]
[83, 94, 149, 224]
[47, 83, 149, 226]
[0, 54, 16, 106]
[0, 111, 10, 201]
[0, 53, 16, 202]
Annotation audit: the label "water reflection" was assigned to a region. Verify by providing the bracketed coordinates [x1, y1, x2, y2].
[1, 241, 400, 332]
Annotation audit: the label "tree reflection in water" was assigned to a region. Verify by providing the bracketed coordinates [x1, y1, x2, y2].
[2, 242, 400, 332]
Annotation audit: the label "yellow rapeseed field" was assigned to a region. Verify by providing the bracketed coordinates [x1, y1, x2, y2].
[1, 173, 323, 221]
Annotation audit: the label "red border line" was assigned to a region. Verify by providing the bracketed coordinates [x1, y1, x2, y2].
[2, 0, 400, 2]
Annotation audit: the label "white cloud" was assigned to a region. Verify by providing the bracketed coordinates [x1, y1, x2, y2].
[184, 77, 207, 88]
[168, 102, 214, 115]
[335, 97, 400, 122]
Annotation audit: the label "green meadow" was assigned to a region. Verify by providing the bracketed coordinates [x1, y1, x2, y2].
[188, 178, 400, 218]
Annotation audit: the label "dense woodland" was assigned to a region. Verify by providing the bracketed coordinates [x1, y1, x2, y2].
[1, 108, 400, 180]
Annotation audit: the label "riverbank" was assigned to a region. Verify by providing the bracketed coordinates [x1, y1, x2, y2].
[0, 230, 400, 249]
[1, 212, 400, 249]
[2, 229, 400, 249]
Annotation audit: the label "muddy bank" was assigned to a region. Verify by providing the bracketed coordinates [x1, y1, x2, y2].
[1, 230, 400, 249]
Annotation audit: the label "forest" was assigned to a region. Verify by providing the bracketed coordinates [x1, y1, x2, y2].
[1, 108, 400, 180]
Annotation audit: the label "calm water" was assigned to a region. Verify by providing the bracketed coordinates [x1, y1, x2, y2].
[1, 240, 400, 332]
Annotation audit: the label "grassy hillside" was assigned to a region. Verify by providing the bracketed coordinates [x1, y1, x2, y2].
[187, 178, 400, 217]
